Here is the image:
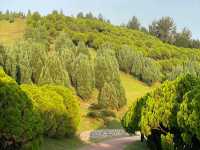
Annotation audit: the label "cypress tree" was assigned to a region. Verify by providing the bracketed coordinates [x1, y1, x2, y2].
[38, 52, 70, 87]
[116, 45, 134, 73]
[29, 43, 47, 83]
[95, 48, 127, 109]
[71, 53, 95, 99]
[98, 82, 118, 109]
[95, 48, 119, 89]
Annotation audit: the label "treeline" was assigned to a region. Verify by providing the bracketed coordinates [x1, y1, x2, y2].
[126, 16, 200, 49]
[0, 68, 80, 149]
[2, 10, 200, 49]
[122, 74, 200, 150]
[0, 32, 127, 110]
[0, 10, 25, 22]
[2, 10, 200, 85]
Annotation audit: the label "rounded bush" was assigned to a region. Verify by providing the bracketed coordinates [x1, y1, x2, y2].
[0, 68, 43, 150]
[21, 84, 80, 138]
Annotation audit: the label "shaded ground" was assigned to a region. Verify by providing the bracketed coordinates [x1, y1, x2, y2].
[80, 135, 146, 150]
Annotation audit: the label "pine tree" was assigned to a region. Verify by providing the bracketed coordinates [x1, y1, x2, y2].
[95, 48, 127, 109]
[29, 43, 47, 84]
[76, 41, 90, 58]
[95, 48, 119, 89]
[116, 45, 134, 73]
[55, 32, 75, 53]
[71, 53, 95, 99]
[98, 82, 119, 109]
[38, 64, 53, 85]
[38, 52, 70, 87]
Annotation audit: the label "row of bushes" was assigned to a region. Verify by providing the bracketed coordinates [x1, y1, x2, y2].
[0, 35, 127, 110]
[122, 74, 200, 149]
[0, 68, 80, 150]
[24, 11, 200, 85]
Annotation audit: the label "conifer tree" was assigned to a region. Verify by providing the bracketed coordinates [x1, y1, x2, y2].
[71, 53, 95, 99]
[95, 48, 127, 109]
[98, 82, 118, 109]
[38, 52, 70, 87]
[72, 54, 94, 99]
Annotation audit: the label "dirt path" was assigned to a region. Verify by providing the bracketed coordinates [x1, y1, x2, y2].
[80, 136, 140, 150]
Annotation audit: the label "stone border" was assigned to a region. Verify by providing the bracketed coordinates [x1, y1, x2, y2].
[80, 129, 130, 141]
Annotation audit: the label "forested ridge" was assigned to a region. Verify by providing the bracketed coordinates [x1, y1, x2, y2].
[0, 10, 200, 150]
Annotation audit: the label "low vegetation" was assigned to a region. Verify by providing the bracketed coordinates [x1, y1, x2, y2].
[0, 68, 80, 149]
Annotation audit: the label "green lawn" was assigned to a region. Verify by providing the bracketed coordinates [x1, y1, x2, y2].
[120, 71, 159, 105]
[0, 19, 26, 45]
[41, 137, 86, 150]
[124, 141, 148, 150]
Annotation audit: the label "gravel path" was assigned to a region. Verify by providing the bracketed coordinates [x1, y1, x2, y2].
[80, 135, 140, 150]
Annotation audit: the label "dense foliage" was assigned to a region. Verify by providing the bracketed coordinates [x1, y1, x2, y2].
[95, 48, 127, 109]
[23, 11, 200, 84]
[148, 16, 200, 49]
[21, 84, 80, 137]
[0, 67, 80, 149]
[122, 74, 200, 150]
[0, 68, 43, 150]
[72, 53, 95, 99]
[0, 10, 25, 23]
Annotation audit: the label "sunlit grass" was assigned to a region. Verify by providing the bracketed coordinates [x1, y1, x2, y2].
[0, 18, 26, 45]
[41, 136, 86, 150]
[124, 141, 148, 150]
[120, 71, 158, 105]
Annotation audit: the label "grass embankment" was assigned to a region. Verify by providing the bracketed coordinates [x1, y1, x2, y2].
[0, 19, 25, 45]
[41, 137, 86, 150]
[124, 141, 148, 150]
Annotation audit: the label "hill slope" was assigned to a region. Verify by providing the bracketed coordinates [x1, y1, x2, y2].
[0, 19, 25, 44]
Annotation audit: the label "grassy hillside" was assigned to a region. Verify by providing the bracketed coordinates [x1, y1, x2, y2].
[0, 18, 185, 149]
[120, 72, 157, 105]
[0, 19, 25, 45]
[0, 19, 158, 131]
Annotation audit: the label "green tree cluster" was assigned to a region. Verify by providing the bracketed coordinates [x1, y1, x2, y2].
[122, 74, 200, 149]
[71, 53, 95, 99]
[23, 11, 200, 83]
[21, 84, 80, 137]
[116, 45, 162, 84]
[0, 68, 43, 150]
[0, 68, 80, 149]
[95, 48, 127, 109]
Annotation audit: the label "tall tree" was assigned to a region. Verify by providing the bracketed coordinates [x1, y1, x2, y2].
[85, 12, 94, 19]
[174, 27, 192, 48]
[77, 12, 84, 18]
[127, 16, 140, 30]
[149, 16, 176, 44]
[71, 54, 95, 99]
[95, 48, 127, 109]
[98, 82, 119, 109]
[38, 52, 70, 87]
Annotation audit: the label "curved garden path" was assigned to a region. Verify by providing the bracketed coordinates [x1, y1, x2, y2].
[80, 135, 141, 150]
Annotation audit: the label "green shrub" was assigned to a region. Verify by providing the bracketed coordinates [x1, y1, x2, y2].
[161, 133, 175, 150]
[87, 111, 102, 118]
[87, 109, 116, 118]
[21, 84, 80, 138]
[100, 110, 116, 118]
[122, 74, 200, 149]
[0, 68, 43, 150]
